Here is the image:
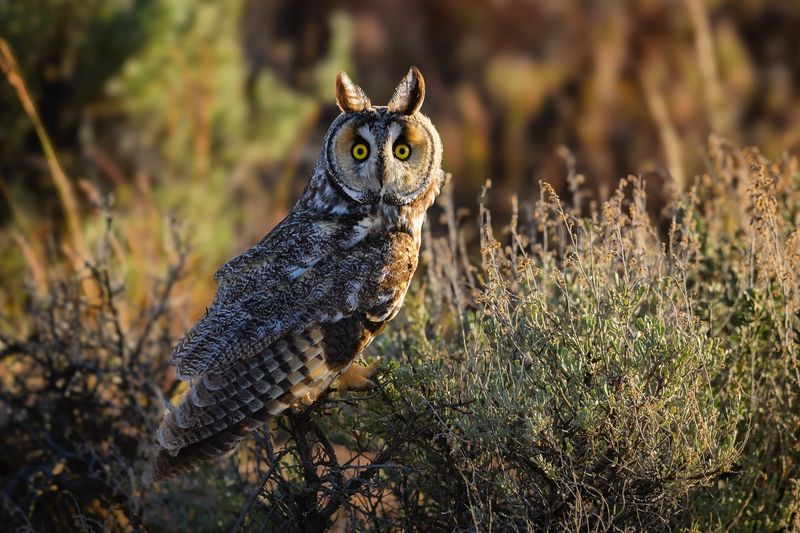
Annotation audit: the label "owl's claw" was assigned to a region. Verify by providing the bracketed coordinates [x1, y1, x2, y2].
[337, 359, 381, 392]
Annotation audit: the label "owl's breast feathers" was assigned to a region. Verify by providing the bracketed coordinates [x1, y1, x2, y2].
[172, 210, 418, 378]
[153, 210, 420, 479]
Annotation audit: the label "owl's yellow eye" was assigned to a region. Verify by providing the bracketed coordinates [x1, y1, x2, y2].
[394, 143, 411, 160]
[352, 143, 369, 161]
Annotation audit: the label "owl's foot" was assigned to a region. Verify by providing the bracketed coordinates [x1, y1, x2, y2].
[337, 360, 380, 392]
[299, 384, 325, 406]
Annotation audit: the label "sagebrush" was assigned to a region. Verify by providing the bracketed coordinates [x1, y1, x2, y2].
[2, 139, 798, 531]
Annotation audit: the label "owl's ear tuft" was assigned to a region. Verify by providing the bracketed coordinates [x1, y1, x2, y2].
[388, 66, 425, 115]
[335, 71, 371, 113]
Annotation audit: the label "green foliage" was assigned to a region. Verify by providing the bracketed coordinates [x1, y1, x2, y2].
[305, 174, 747, 530]
[0, 0, 158, 168]
[2, 141, 798, 530]
[210, 147, 796, 530]
[2, 1, 800, 530]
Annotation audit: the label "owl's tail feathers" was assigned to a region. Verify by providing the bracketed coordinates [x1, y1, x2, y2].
[149, 391, 278, 481]
[148, 329, 338, 481]
[150, 418, 253, 481]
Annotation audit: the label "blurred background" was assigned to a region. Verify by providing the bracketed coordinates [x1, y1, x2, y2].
[1, 0, 799, 317]
[1, 2, 800, 528]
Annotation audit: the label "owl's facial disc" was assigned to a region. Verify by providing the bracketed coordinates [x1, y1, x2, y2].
[327, 114, 439, 206]
[380, 119, 436, 205]
[325, 68, 441, 207]
[328, 118, 383, 204]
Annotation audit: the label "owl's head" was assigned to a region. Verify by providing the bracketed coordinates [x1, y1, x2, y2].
[320, 67, 444, 207]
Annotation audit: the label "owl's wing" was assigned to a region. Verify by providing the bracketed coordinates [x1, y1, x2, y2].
[169, 211, 379, 379]
[154, 220, 418, 479]
[154, 324, 340, 479]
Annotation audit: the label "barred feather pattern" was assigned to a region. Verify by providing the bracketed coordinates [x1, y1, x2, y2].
[152, 225, 421, 480]
[153, 328, 344, 480]
[152, 67, 445, 480]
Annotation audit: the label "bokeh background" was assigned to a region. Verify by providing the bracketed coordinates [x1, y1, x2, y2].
[2, 1, 800, 529]
[2, 0, 800, 312]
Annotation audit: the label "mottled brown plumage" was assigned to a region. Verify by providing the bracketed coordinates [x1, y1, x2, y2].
[152, 67, 446, 480]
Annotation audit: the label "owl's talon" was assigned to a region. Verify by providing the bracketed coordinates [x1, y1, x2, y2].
[300, 387, 323, 406]
[337, 359, 381, 392]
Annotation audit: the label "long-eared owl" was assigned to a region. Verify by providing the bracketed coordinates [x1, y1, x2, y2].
[153, 67, 446, 479]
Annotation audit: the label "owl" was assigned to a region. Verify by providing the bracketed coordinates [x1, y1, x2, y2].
[153, 67, 446, 480]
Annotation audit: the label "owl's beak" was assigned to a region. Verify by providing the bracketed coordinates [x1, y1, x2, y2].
[376, 155, 385, 188]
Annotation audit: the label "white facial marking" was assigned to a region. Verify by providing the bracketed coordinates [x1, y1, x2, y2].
[388, 122, 402, 143]
[351, 124, 382, 196]
[381, 121, 413, 201]
[357, 124, 376, 148]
